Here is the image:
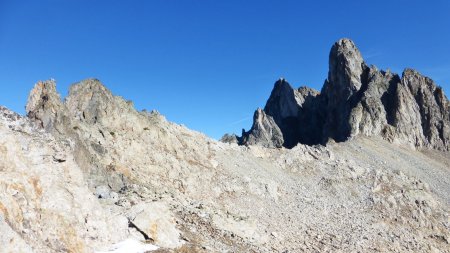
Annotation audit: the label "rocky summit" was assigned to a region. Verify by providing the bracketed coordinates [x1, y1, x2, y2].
[1, 39, 450, 253]
[231, 39, 450, 151]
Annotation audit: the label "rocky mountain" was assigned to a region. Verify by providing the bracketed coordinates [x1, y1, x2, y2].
[0, 39, 449, 253]
[232, 39, 450, 151]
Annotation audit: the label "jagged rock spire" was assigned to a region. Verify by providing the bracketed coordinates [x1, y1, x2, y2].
[321, 38, 368, 141]
[264, 78, 299, 124]
[227, 38, 450, 151]
[327, 38, 365, 99]
[26, 79, 63, 131]
[239, 108, 284, 148]
[65, 78, 116, 125]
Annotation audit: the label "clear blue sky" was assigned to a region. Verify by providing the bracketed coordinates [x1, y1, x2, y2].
[1, 0, 449, 139]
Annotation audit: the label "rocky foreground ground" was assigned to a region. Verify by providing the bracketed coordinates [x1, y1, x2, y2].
[0, 39, 449, 253]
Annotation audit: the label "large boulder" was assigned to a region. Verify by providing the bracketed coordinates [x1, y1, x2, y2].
[128, 202, 183, 249]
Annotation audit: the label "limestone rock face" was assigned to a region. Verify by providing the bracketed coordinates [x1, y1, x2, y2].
[26, 80, 64, 132]
[0, 106, 129, 253]
[391, 69, 450, 150]
[326, 38, 365, 99]
[232, 38, 450, 151]
[321, 38, 368, 141]
[347, 67, 398, 138]
[240, 108, 284, 148]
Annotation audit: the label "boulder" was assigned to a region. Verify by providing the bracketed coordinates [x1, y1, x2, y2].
[128, 202, 183, 249]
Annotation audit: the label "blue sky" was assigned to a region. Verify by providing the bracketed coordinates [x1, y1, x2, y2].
[1, 0, 449, 139]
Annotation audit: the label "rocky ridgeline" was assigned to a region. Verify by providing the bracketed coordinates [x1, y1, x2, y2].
[226, 39, 450, 151]
[1, 39, 450, 252]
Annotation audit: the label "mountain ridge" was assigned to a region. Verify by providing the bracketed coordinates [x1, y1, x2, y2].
[226, 39, 450, 151]
[0, 38, 449, 252]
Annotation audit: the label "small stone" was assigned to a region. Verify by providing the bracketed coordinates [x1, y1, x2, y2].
[95, 185, 111, 199]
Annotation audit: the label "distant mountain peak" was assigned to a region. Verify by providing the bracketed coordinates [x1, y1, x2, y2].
[224, 38, 450, 151]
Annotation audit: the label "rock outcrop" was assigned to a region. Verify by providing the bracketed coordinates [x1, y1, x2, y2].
[26, 80, 64, 132]
[0, 106, 129, 252]
[263, 79, 321, 148]
[393, 69, 450, 150]
[322, 38, 367, 142]
[229, 38, 450, 151]
[240, 108, 284, 148]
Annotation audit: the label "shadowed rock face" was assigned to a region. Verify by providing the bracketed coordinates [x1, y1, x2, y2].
[227, 38, 450, 151]
[263, 79, 301, 148]
[239, 108, 284, 148]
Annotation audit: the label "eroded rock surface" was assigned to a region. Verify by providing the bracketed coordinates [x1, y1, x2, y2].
[0, 106, 129, 252]
[240, 108, 284, 148]
[26, 80, 64, 132]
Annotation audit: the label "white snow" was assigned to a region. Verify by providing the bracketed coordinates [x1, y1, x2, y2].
[95, 238, 158, 253]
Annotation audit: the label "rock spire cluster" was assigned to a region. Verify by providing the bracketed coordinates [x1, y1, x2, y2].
[228, 39, 450, 151]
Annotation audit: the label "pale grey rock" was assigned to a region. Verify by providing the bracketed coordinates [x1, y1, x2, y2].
[321, 38, 368, 141]
[326, 38, 365, 98]
[264, 79, 323, 147]
[0, 217, 33, 253]
[0, 107, 130, 253]
[348, 67, 399, 138]
[27, 79, 133, 191]
[296, 86, 320, 105]
[396, 69, 450, 150]
[240, 108, 284, 148]
[95, 185, 112, 199]
[26, 79, 64, 132]
[65, 78, 118, 126]
[128, 202, 183, 249]
[220, 133, 239, 144]
[3, 38, 450, 252]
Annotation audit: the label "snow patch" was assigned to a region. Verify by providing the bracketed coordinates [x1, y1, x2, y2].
[95, 238, 158, 253]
